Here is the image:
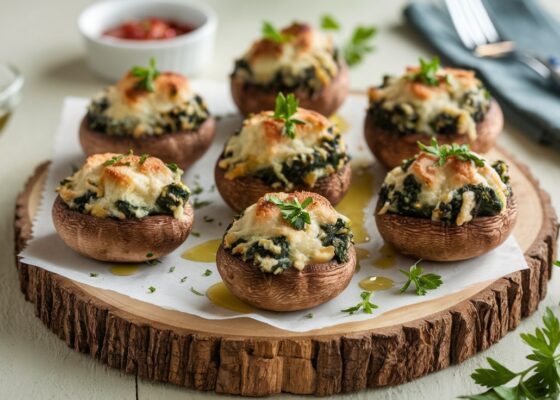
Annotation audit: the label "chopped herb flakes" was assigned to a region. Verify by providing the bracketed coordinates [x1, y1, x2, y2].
[168, 266, 176, 273]
[190, 287, 204, 296]
[202, 269, 212, 277]
[148, 286, 156, 293]
[304, 313, 314, 319]
[89, 272, 99, 277]
[193, 199, 212, 209]
[180, 276, 188, 283]
[203, 216, 214, 223]
[191, 231, 201, 237]
[166, 163, 179, 173]
[409, 56, 441, 86]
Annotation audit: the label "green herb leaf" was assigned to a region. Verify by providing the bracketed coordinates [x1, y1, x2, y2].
[399, 260, 442, 296]
[131, 57, 160, 92]
[89, 272, 99, 277]
[166, 163, 179, 173]
[320, 15, 340, 31]
[261, 21, 289, 43]
[554, 260, 560, 268]
[417, 138, 485, 167]
[148, 286, 156, 293]
[304, 313, 314, 319]
[460, 307, 560, 399]
[146, 252, 153, 258]
[103, 150, 133, 167]
[341, 291, 379, 315]
[190, 287, 204, 296]
[193, 199, 212, 209]
[266, 195, 313, 230]
[409, 56, 441, 86]
[273, 92, 306, 139]
[168, 266, 175, 273]
[180, 276, 188, 283]
[139, 154, 149, 165]
[342, 25, 377, 67]
[191, 231, 201, 237]
[192, 182, 204, 195]
[203, 269, 212, 277]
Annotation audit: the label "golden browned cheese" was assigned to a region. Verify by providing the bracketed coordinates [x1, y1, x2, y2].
[57, 153, 189, 219]
[223, 192, 348, 272]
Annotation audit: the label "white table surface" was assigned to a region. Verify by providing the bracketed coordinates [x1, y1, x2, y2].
[1, 1, 559, 399]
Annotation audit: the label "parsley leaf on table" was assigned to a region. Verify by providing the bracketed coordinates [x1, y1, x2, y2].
[131, 57, 160, 92]
[409, 56, 441, 86]
[417, 138, 485, 167]
[460, 307, 560, 399]
[342, 25, 377, 67]
[273, 93, 305, 139]
[341, 291, 379, 315]
[399, 260, 442, 296]
[266, 195, 313, 230]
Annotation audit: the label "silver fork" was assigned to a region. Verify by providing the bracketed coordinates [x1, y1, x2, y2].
[445, 0, 560, 89]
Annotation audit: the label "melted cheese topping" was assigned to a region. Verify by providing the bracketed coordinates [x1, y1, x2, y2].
[368, 67, 488, 140]
[234, 22, 339, 88]
[218, 108, 346, 189]
[57, 153, 189, 220]
[378, 152, 509, 226]
[89, 72, 208, 138]
[224, 192, 349, 272]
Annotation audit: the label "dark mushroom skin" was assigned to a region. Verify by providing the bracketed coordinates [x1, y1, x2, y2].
[216, 244, 356, 311]
[214, 159, 351, 213]
[230, 64, 349, 117]
[375, 196, 516, 261]
[364, 99, 503, 169]
[52, 196, 193, 262]
[80, 116, 216, 171]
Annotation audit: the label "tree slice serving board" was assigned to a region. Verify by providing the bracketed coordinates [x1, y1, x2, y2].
[14, 147, 558, 396]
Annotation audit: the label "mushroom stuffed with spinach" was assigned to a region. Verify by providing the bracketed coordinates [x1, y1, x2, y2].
[52, 152, 193, 262]
[216, 191, 355, 311]
[215, 92, 351, 212]
[375, 139, 516, 261]
[230, 21, 349, 116]
[364, 57, 503, 169]
[80, 58, 215, 170]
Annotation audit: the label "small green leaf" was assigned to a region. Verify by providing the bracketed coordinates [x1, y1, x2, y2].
[193, 199, 212, 209]
[320, 15, 340, 31]
[417, 138, 485, 167]
[202, 269, 212, 277]
[148, 286, 156, 293]
[190, 287, 204, 296]
[166, 163, 179, 173]
[180, 276, 188, 283]
[343, 25, 377, 67]
[262, 21, 289, 43]
[341, 291, 378, 315]
[266, 195, 313, 230]
[89, 272, 99, 277]
[168, 266, 175, 273]
[399, 260, 442, 296]
[304, 313, 313, 319]
[131, 57, 160, 92]
[409, 56, 441, 86]
[273, 93, 305, 139]
[139, 154, 149, 165]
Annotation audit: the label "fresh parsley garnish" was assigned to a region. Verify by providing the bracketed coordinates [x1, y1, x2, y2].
[139, 154, 149, 165]
[261, 21, 290, 43]
[168, 266, 175, 273]
[190, 287, 204, 296]
[554, 260, 560, 268]
[89, 272, 99, 277]
[304, 312, 314, 319]
[148, 286, 156, 293]
[191, 231, 201, 237]
[202, 269, 212, 277]
[180, 276, 188, 283]
[341, 291, 378, 315]
[103, 150, 133, 166]
[166, 163, 179, 172]
[131, 57, 160, 92]
[273, 92, 305, 139]
[417, 138, 485, 167]
[320, 14, 340, 31]
[460, 307, 560, 399]
[192, 182, 203, 195]
[145, 252, 161, 266]
[399, 260, 442, 296]
[343, 25, 377, 67]
[266, 195, 313, 230]
[193, 199, 212, 209]
[409, 56, 441, 86]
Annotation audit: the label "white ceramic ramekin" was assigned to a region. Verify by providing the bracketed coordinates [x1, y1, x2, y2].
[78, 0, 217, 81]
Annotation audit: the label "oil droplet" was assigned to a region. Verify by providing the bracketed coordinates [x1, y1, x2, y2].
[373, 243, 396, 269]
[329, 114, 350, 134]
[207, 282, 255, 314]
[110, 264, 141, 276]
[181, 239, 222, 263]
[359, 276, 394, 291]
[354, 247, 371, 273]
[336, 163, 375, 244]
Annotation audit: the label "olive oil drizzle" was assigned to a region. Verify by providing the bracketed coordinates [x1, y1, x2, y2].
[358, 276, 394, 291]
[206, 282, 255, 314]
[181, 239, 222, 263]
[373, 243, 396, 269]
[110, 264, 141, 276]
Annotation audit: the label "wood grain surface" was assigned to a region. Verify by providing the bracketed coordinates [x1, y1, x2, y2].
[13, 146, 558, 396]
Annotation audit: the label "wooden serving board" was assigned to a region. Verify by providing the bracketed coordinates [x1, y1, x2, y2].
[14, 148, 558, 397]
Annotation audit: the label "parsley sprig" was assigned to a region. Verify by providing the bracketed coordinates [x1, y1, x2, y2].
[409, 56, 441, 86]
[261, 21, 290, 43]
[554, 260, 560, 268]
[103, 150, 133, 166]
[460, 307, 560, 399]
[319, 15, 376, 67]
[399, 260, 443, 296]
[131, 57, 160, 92]
[266, 195, 313, 230]
[273, 93, 305, 139]
[417, 138, 485, 167]
[341, 291, 379, 315]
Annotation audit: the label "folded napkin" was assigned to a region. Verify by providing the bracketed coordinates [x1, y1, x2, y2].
[405, 0, 560, 150]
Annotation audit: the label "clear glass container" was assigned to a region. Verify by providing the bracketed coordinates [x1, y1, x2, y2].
[0, 63, 24, 133]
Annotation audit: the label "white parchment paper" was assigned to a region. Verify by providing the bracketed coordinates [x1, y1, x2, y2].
[19, 80, 528, 332]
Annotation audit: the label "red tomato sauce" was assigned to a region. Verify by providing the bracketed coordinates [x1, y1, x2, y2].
[103, 18, 195, 40]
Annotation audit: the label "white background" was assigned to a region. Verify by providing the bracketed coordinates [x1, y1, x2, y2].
[0, 0, 559, 399]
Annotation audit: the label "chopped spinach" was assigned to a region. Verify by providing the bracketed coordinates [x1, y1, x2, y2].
[233, 236, 292, 274]
[156, 183, 190, 214]
[379, 175, 432, 219]
[320, 218, 353, 262]
[72, 190, 97, 213]
[435, 184, 504, 222]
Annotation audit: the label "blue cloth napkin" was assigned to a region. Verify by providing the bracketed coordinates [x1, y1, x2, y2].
[404, 0, 560, 150]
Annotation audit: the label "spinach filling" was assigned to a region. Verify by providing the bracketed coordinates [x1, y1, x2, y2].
[367, 82, 491, 136]
[320, 218, 353, 263]
[231, 236, 292, 274]
[378, 161, 509, 224]
[72, 190, 97, 213]
[156, 183, 190, 215]
[249, 131, 348, 188]
[86, 94, 210, 136]
[231, 50, 341, 97]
